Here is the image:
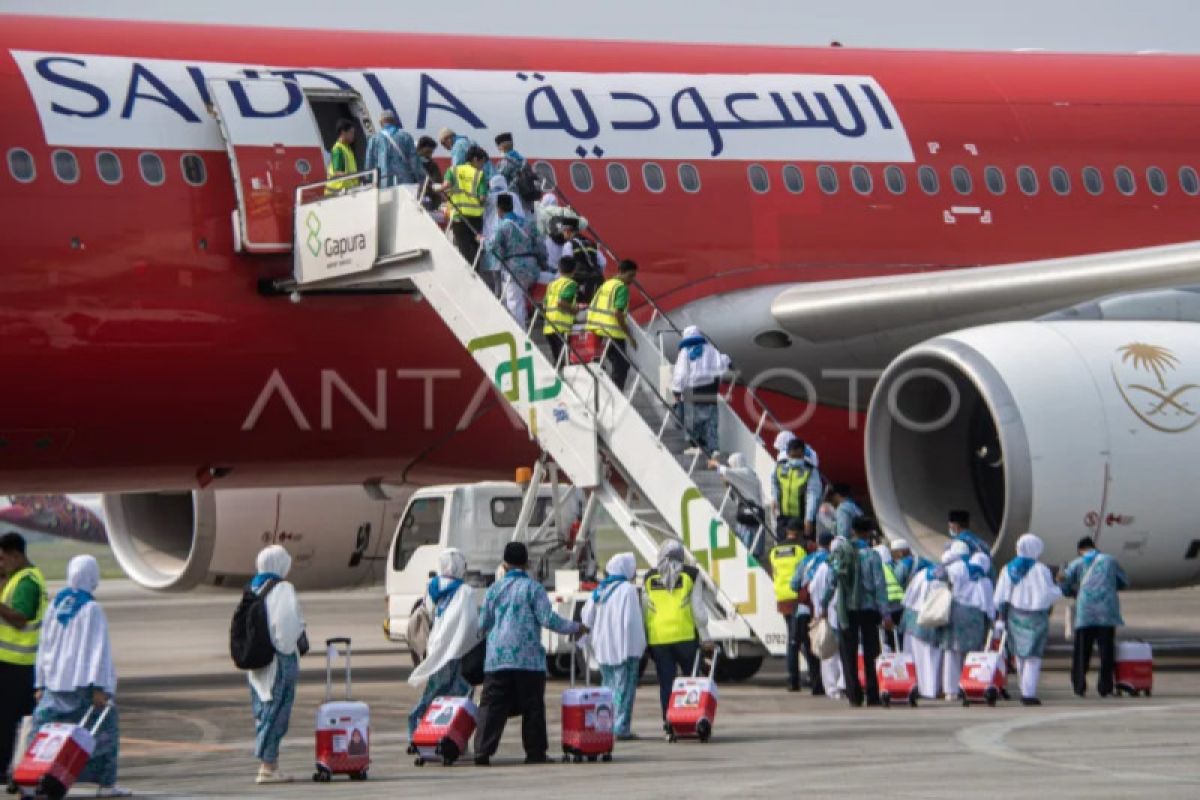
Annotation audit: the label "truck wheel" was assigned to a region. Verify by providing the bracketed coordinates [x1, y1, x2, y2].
[715, 655, 763, 682]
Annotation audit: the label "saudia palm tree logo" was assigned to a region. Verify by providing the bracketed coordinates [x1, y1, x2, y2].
[1112, 343, 1200, 433]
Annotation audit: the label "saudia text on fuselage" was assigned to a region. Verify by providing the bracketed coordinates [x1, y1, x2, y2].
[11, 50, 915, 163]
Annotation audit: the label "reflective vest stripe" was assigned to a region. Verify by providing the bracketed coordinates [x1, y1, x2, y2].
[325, 141, 359, 194]
[585, 278, 626, 340]
[0, 566, 47, 666]
[775, 465, 811, 519]
[769, 544, 807, 603]
[543, 277, 577, 334]
[644, 572, 696, 645]
[883, 564, 904, 603]
[448, 164, 485, 218]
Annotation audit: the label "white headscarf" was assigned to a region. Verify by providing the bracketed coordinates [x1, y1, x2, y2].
[36, 555, 117, 695]
[874, 544, 894, 566]
[994, 533, 1062, 613]
[773, 431, 795, 462]
[410, 548, 480, 687]
[249, 546, 305, 702]
[890, 539, 911, 555]
[963, 553, 996, 617]
[672, 325, 731, 393]
[482, 175, 524, 244]
[657, 540, 685, 591]
[948, 540, 971, 559]
[718, 452, 762, 505]
[580, 553, 646, 666]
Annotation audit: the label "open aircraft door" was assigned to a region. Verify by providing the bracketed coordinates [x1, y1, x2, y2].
[208, 77, 328, 253]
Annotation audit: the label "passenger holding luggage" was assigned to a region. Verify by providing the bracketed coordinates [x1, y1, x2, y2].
[824, 519, 893, 707]
[543, 257, 579, 366]
[488, 193, 549, 328]
[770, 437, 822, 543]
[805, 533, 843, 699]
[363, 109, 422, 187]
[407, 548, 477, 738]
[580, 553, 646, 741]
[642, 540, 711, 728]
[30, 555, 130, 797]
[940, 542, 990, 700]
[876, 542, 905, 649]
[994, 533, 1062, 706]
[474, 542, 583, 766]
[768, 521, 808, 692]
[0, 533, 45, 784]
[244, 545, 305, 784]
[901, 557, 945, 700]
[671, 325, 731, 460]
[586, 260, 639, 391]
[1059, 537, 1128, 698]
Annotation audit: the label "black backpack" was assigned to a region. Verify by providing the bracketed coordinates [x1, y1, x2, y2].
[230, 579, 278, 670]
[513, 161, 542, 203]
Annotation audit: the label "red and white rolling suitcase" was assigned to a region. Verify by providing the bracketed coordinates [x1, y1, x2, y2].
[11, 705, 110, 800]
[877, 637, 919, 708]
[666, 650, 719, 743]
[561, 645, 614, 762]
[313, 637, 370, 782]
[959, 630, 1008, 706]
[568, 328, 601, 364]
[1115, 641, 1153, 697]
[411, 696, 478, 766]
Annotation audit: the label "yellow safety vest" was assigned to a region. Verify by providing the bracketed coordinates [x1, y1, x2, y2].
[775, 464, 812, 519]
[447, 163, 485, 219]
[543, 276, 577, 335]
[325, 140, 359, 194]
[644, 571, 697, 646]
[585, 278, 627, 340]
[768, 543, 807, 603]
[0, 566, 47, 666]
[883, 563, 904, 603]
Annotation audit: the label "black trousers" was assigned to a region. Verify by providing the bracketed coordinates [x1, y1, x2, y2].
[649, 641, 699, 718]
[838, 610, 882, 706]
[0, 663, 35, 778]
[547, 333, 566, 367]
[474, 669, 548, 759]
[602, 337, 631, 391]
[792, 614, 824, 694]
[451, 217, 481, 267]
[1072, 625, 1116, 696]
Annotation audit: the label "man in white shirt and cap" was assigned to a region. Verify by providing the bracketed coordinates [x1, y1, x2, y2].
[672, 326, 731, 459]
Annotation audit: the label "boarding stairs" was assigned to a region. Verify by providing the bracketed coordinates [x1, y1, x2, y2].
[283, 173, 790, 657]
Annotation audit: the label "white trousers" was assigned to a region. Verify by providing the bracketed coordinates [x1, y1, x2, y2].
[907, 634, 942, 699]
[942, 650, 965, 698]
[1017, 656, 1042, 699]
[820, 655, 844, 698]
[502, 273, 535, 328]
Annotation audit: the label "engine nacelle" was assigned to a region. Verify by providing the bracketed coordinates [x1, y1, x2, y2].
[103, 485, 409, 591]
[866, 320, 1200, 588]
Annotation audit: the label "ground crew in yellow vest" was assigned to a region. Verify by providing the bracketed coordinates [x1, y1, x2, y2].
[543, 256, 578, 366]
[445, 145, 490, 270]
[0, 532, 48, 779]
[641, 540, 711, 727]
[585, 259, 639, 391]
[768, 520, 810, 692]
[880, 545, 906, 649]
[771, 436, 824, 542]
[325, 119, 359, 195]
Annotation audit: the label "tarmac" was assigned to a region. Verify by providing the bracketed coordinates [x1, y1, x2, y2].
[63, 581, 1200, 798]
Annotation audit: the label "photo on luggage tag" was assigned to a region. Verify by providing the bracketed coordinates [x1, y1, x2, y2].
[348, 728, 368, 756]
[585, 704, 614, 732]
[432, 706, 456, 727]
[676, 688, 701, 707]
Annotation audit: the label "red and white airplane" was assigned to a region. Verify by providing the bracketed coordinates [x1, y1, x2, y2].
[3, 14, 1200, 591]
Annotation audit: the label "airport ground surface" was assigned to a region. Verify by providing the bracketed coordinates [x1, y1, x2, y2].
[71, 582, 1200, 798]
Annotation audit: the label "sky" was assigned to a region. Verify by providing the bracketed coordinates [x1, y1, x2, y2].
[3, 0, 1200, 53]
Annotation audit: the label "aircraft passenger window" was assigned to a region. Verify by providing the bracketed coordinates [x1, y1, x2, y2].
[7, 148, 35, 183]
[851, 165, 873, 195]
[1180, 166, 1200, 196]
[678, 163, 701, 193]
[533, 161, 557, 192]
[570, 162, 593, 192]
[1050, 166, 1071, 196]
[642, 163, 666, 193]
[1147, 166, 1168, 196]
[917, 165, 939, 195]
[1082, 166, 1103, 195]
[782, 165, 804, 194]
[748, 164, 770, 194]
[984, 166, 1006, 195]
[139, 152, 165, 186]
[181, 154, 207, 187]
[1114, 166, 1136, 196]
[295, 158, 312, 177]
[392, 497, 445, 571]
[951, 166, 973, 195]
[52, 150, 79, 184]
[884, 165, 906, 194]
[1017, 165, 1039, 196]
[605, 163, 629, 193]
[817, 165, 839, 194]
[96, 152, 122, 185]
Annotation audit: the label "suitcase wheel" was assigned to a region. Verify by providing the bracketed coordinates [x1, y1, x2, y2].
[881, 695, 891, 708]
[587, 755, 598, 763]
[602, 753, 613, 763]
[414, 758, 425, 767]
[406, 744, 417, 755]
[697, 719, 712, 743]
[573, 754, 583, 764]
[908, 691, 919, 708]
[312, 766, 332, 782]
[5, 780, 15, 795]
[350, 770, 368, 781]
[960, 691, 970, 708]
[1145, 689, 1152, 698]
[985, 687, 998, 707]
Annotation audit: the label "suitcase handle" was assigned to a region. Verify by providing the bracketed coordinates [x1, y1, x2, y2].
[691, 646, 719, 679]
[570, 642, 592, 689]
[79, 704, 112, 736]
[325, 638, 353, 702]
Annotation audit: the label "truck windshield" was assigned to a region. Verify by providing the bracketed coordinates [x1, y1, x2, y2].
[393, 497, 445, 570]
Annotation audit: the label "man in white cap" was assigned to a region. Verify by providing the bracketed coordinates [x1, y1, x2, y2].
[439, 127, 494, 180]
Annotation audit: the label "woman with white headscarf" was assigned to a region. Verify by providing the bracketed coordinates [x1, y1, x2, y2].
[480, 175, 524, 293]
[671, 325, 732, 458]
[994, 534, 1062, 705]
[641, 540, 711, 726]
[941, 541, 989, 699]
[714, 453, 765, 556]
[901, 556, 945, 700]
[406, 548, 477, 737]
[247, 545, 305, 784]
[31, 555, 130, 797]
[581, 553, 646, 740]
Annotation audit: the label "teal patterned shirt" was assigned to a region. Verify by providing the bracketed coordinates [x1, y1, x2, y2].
[479, 570, 579, 672]
[1061, 552, 1128, 629]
